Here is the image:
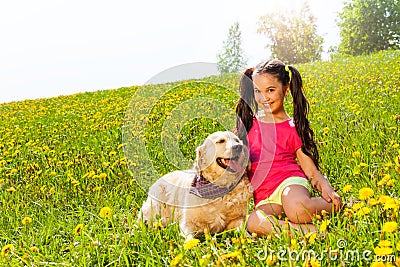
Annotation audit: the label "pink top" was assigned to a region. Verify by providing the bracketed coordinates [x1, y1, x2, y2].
[247, 117, 307, 205]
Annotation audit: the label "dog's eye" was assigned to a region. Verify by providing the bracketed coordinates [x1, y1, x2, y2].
[216, 139, 226, 144]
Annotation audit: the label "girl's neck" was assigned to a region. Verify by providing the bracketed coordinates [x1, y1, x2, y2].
[256, 110, 290, 123]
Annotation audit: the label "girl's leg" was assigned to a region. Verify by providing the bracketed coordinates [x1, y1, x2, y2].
[247, 204, 315, 236]
[281, 185, 333, 224]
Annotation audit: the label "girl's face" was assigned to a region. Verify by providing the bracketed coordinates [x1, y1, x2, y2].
[252, 73, 289, 116]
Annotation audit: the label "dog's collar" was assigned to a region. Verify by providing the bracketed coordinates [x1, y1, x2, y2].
[189, 173, 242, 199]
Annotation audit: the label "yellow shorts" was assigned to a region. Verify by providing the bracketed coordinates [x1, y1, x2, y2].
[256, 177, 312, 207]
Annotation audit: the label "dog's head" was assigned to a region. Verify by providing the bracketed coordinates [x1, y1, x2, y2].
[194, 131, 249, 186]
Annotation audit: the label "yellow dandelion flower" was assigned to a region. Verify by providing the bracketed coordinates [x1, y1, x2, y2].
[352, 202, 364, 211]
[303, 257, 321, 267]
[382, 221, 398, 233]
[1, 244, 14, 257]
[266, 254, 278, 265]
[99, 206, 113, 219]
[378, 240, 392, 248]
[343, 208, 354, 217]
[153, 221, 163, 229]
[305, 232, 317, 244]
[323, 127, 329, 134]
[310, 257, 321, 267]
[359, 187, 374, 200]
[370, 261, 386, 267]
[378, 175, 391, 186]
[395, 257, 400, 267]
[369, 198, 380, 206]
[319, 219, 330, 232]
[6, 187, 16, 193]
[342, 185, 352, 193]
[386, 179, 394, 187]
[353, 151, 361, 157]
[290, 238, 298, 250]
[170, 253, 183, 266]
[223, 250, 240, 259]
[30, 246, 39, 252]
[374, 246, 393, 256]
[48, 187, 55, 195]
[21, 217, 33, 225]
[397, 241, 400, 250]
[379, 195, 392, 204]
[74, 224, 84, 236]
[183, 238, 200, 250]
[98, 173, 107, 179]
[198, 258, 205, 266]
[321, 210, 329, 217]
[357, 207, 371, 216]
[314, 214, 322, 220]
[384, 162, 393, 168]
[383, 199, 398, 210]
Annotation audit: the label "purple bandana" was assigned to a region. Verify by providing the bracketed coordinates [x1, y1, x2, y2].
[189, 174, 242, 199]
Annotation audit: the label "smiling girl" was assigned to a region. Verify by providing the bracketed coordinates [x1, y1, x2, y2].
[235, 59, 342, 235]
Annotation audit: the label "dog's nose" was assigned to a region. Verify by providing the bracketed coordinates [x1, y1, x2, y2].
[232, 144, 242, 154]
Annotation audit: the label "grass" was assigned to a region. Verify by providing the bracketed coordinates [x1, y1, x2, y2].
[0, 50, 399, 266]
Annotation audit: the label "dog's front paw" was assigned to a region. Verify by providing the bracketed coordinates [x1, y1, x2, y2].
[183, 233, 196, 243]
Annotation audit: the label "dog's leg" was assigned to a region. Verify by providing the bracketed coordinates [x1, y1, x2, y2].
[182, 232, 195, 243]
[178, 214, 197, 242]
[179, 224, 195, 242]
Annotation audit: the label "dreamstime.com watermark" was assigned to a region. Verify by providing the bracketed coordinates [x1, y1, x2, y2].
[256, 239, 397, 263]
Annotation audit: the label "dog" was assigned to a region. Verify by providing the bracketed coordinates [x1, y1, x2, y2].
[138, 131, 253, 239]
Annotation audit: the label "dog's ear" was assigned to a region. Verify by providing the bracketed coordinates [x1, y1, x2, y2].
[194, 144, 207, 172]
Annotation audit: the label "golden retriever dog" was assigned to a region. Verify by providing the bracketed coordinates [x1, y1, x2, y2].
[138, 131, 253, 239]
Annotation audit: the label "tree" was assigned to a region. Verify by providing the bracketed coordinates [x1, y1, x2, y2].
[338, 0, 400, 56]
[217, 21, 247, 74]
[257, 1, 323, 64]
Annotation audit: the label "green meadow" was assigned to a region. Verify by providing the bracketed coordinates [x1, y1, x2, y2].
[0, 50, 399, 266]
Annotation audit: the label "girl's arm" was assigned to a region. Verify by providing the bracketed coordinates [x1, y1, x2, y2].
[296, 149, 342, 211]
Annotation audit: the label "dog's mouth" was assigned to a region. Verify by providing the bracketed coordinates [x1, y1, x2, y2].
[216, 156, 243, 173]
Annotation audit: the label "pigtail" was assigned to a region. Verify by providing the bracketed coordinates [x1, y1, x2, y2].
[288, 65, 320, 170]
[235, 68, 256, 145]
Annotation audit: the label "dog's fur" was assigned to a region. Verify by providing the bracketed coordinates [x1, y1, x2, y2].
[138, 131, 253, 238]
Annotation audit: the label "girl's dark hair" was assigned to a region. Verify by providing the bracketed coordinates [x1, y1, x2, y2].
[235, 59, 320, 169]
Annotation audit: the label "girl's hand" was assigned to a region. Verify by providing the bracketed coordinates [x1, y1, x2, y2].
[319, 179, 342, 212]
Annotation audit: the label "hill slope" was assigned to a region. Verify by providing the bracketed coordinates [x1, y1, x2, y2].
[0, 50, 399, 266]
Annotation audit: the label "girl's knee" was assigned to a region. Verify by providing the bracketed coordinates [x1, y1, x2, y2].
[246, 212, 259, 233]
[246, 210, 277, 235]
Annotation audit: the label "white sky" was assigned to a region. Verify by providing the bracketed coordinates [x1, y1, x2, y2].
[0, 0, 344, 103]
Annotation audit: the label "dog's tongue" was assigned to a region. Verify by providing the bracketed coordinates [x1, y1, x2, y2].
[228, 159, 242, 172]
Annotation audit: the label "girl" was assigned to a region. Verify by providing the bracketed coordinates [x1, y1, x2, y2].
[235, 59, 342, 235]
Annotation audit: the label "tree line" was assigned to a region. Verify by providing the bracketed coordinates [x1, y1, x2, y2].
[217, 0, 399, 73]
